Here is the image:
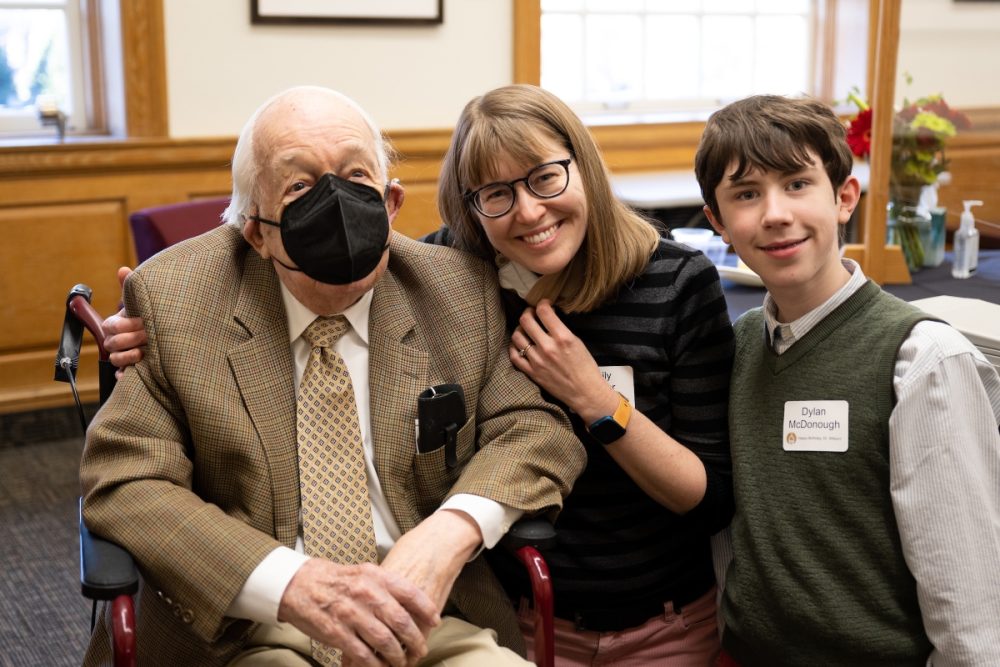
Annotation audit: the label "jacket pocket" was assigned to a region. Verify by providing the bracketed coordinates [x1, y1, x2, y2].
[412, 418, 475, 515]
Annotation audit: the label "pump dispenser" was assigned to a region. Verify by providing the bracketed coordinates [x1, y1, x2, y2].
[952, 200, 982, 279]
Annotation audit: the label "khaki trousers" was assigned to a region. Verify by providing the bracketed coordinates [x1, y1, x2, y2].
[229, 616, 530, 667]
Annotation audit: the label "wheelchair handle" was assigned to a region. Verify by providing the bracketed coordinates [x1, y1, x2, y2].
[55, 284, 117, 405]
[68, 288, 109, 360]
[55, 285, 95, 381]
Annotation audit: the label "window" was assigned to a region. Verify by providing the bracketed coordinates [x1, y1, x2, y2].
[540, 0, 864, 123]
[0, 0, 101, 138]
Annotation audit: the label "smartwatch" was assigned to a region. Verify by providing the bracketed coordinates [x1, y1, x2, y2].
[587, 393, 632, 445]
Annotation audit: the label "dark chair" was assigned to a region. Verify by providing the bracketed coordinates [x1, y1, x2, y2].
[129, 197, 229, 263]
[56, 285, 138, 667]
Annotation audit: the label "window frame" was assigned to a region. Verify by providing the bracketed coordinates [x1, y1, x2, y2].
[514, 0, 870, 124]
[0, 0, 88, 134]
[537, 1, 819, 120]
[0, 0, 166, 142]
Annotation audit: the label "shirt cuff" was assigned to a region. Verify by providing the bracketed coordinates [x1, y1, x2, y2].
[226, 545, 310, 624]
[440, 494, 523, 554]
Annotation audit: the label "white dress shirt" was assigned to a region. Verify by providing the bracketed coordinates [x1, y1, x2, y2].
[227, 282, 521, 623]
[760, 259, 1000, 665]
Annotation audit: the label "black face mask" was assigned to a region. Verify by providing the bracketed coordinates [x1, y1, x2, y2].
[251, 173, 390, 285]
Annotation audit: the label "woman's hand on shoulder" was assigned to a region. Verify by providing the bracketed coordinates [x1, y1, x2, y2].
[102, 266, 148, 377]
[509, 299, 617, 421]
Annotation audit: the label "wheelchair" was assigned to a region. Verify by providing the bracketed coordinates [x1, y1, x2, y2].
[58, 280, 556, 667]
[56, 284, 139, 667]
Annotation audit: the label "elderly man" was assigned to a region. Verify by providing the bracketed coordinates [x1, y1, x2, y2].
[81, 86, 584, 667]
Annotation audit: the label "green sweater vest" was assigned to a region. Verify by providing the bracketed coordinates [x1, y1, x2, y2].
[722, 281, 933, 666]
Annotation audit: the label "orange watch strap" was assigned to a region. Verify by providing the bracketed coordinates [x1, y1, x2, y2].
[612, 392, 632, 429]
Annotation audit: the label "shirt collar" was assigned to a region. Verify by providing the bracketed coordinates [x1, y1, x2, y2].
[496, 257, 541, 300]
[763, 258, 867, 349]
[279, 281, 373, 346]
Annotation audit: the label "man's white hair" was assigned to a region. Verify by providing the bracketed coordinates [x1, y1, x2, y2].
[223, 86, 391, 229]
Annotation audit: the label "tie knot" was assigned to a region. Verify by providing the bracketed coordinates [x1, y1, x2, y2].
[302, 315, 350, 349]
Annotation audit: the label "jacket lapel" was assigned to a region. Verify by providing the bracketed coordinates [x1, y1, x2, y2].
[227, 250, 300, 547]
[369, 267, 428, 533]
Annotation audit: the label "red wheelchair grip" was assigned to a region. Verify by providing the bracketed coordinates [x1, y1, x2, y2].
[516, 546, 554, 667]
[111, 594, 136, 667]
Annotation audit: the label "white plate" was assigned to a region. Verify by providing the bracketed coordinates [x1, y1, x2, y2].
[717, 264, 765, 288]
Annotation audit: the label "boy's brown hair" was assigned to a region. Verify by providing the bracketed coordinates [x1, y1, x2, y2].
[694, 95, 854, 221]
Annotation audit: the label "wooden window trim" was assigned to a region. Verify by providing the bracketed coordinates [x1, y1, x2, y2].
[121, 0, 168, 137]
[513, 0, 541, 86]
[82, 0, 108, 132]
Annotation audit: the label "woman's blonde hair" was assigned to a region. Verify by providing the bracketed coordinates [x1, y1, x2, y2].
[438, 84, 659, 313]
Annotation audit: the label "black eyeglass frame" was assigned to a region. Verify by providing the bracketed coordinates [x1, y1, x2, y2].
[463, 158, 573, 219]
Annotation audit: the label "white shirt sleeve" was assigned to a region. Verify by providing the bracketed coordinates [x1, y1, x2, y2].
[440, 493, 524, 553]
[227, 494, 522, 624]
[226, 545, 310, 624]
[889, 321, 1000, 665]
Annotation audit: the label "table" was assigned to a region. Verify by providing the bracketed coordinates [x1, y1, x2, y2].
[720, 250, 1000, 321]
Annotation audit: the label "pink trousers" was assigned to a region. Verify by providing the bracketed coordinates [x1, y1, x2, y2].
[518, 586, 720, 667]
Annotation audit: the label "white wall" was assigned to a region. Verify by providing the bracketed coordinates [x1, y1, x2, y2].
[163, 0, 513, 137]
[161, 0, 1000, 138]
[898, 0, 1000, 107]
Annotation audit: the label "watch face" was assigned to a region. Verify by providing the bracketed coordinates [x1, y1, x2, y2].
[589, 417, 626, 445]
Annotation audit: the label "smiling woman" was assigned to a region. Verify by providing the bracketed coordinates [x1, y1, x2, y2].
[429, 83, 737, 665]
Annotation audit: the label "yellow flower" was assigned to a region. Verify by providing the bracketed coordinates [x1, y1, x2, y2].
[910, 112, 956, 138]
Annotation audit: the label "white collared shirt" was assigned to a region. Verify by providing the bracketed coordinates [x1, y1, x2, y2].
[227, 283, 520, 623]
[757, 258, 1000, 663]
[763, 258, 867, 354]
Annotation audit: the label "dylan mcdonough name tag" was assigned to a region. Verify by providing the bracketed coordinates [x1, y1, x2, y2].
[782, 400, 848, 452]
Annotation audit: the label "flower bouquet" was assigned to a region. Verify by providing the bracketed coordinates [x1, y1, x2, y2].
[846, 86, 971, 270]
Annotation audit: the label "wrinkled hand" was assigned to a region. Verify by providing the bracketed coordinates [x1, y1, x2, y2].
[278, 559, 438, 667]
[380, 510, 481, 614]
[509, 299, 617, 422]
[102, 267, 147, 377]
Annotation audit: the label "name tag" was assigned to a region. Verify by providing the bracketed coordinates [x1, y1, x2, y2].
[782, 400, 848, 452]
[599, 366, 634, 404]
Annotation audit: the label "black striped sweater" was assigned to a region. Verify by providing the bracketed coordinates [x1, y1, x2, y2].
[424, 230, 735, 626]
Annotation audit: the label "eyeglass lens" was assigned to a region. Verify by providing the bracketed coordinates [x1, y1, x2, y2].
[473, 160, 570, 217]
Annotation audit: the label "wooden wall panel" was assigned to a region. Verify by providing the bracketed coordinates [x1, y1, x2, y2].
[0, 201, 127, 349]
[938, 132, 1000, 243]
[3, 127, 999, 414]
[392, 182, 442, 240]
[0, 141, 234, 413]
[0, 201, 127, 412]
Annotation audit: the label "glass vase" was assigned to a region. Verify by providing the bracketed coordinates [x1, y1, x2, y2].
[886, 185, 930, 273]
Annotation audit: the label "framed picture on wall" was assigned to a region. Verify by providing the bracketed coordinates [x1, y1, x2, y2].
[251, 0, 443, 25]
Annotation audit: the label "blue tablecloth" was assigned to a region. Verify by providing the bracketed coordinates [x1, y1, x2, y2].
[721, 251, 1000, 321]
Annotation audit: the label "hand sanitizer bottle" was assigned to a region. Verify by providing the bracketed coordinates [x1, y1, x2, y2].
[952, 200, 982, 279]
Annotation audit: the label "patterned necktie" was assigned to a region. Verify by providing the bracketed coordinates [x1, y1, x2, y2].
[297, 315, 378, 666]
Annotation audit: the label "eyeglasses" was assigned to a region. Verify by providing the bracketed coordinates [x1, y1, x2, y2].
[464, 158, 572, 218]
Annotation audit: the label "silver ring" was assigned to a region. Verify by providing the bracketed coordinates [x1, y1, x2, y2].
[519, 343, 533, 358]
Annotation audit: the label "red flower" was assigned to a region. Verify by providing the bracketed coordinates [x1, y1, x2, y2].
[844, 87, 971, 187]
[846, 107, 872, 158]
[923, 99, 972, 131]
[915, 126, 938, 148]
[897, 104, 919, 122]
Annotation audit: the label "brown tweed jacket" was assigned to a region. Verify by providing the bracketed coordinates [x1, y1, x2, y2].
[80, 225, 584, 666]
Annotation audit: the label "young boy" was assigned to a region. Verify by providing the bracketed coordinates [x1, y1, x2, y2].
[695, 95, 1000, 665]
